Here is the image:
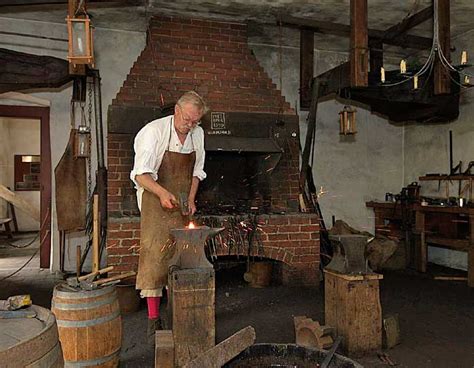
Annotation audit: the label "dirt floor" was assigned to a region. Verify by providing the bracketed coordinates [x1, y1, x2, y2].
[1, 237, 474, 367]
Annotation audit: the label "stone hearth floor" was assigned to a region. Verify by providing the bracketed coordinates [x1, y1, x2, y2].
[1, 239, 473, 367]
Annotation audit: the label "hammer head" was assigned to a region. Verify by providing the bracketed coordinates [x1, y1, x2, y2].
[66, 277, 80, 288]
[79, 280, 98, 291]
[178, 192, 190, 215]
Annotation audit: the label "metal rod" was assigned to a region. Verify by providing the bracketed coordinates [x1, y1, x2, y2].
[449, 130, 453, 174]
[0, 30, 67, 42]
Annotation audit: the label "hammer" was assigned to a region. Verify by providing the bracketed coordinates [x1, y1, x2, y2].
[79, 271, 137, 291]
[66, 266, 114, 288]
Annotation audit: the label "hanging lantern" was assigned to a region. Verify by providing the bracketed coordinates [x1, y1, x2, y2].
[66, 15, 94, 67]
[74, 125, 91, 158]
[339, 105, 357, 135]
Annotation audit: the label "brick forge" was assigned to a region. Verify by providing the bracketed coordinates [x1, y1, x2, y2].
[106, 14, 320, 286]
[107, 215, 320, 286]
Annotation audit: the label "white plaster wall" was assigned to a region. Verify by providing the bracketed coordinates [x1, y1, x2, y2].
[403, 32, 474, 271]
[250, 31, 404, 233]
[0, 17, 146, 271]
[0, 117, 41, 231]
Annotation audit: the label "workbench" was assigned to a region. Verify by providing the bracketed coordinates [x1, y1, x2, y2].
[413, 204, 474, 287]
[366, 201, 415, 241]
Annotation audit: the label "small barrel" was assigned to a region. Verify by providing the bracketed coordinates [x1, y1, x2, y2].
[52, 284, 122, 367]
[244, 262, 273, 288]
[0, 304, 63, 367]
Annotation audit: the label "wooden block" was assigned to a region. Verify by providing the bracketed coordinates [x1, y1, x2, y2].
[169, 268, 215, 367]
[324, 270, 382, 357]
[155, 330, 174, 368]
[183, 326, 256, 368]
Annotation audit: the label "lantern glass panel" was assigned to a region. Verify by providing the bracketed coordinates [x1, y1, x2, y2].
[72, 21, 87, 57]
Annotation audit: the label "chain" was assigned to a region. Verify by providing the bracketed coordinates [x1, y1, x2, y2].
[87, 77, 93, 201]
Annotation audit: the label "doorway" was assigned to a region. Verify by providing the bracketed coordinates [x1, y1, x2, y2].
[0, 105, 51, 268]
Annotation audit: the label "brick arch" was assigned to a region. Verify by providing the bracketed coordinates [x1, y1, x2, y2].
[214, 245, 294, 266]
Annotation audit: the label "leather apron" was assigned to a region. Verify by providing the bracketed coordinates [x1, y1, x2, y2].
[136, 120, 196, 296]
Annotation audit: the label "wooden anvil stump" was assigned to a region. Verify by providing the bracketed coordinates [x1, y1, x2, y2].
[167, 226, 224, 367]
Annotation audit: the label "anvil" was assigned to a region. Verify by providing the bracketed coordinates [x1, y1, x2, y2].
[326, 234, 373, 274]
[169, 226, 225, 269]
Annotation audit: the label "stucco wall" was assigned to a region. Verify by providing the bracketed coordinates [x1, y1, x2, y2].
[0, 16, 146, 271]
[249, 28, 404, 234]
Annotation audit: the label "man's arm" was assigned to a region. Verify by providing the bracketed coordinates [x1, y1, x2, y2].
[187, 176, 200, 215]
[135, 173, 177, 209]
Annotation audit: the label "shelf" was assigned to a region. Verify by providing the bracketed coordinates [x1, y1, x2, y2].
[419, 175, 474, 181]
[426, 236, 470, 251]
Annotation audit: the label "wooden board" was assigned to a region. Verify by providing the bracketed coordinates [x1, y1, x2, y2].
[324, 270, 382, 357]
[169, 268, 215, 367]
[183, 326, 256, 368]
[155, 330, 174, 368]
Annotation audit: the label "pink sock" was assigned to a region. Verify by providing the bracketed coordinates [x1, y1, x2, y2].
[147, 297, 160, 319]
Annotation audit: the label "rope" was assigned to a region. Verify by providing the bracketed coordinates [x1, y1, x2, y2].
[0, 247, 39, 282]
[0, 232, 39, 249]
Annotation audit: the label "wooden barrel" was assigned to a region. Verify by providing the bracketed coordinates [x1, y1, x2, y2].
[51, 284, 122, 367]
[244, 262, 273, 288]
[0, 304, 63, 367]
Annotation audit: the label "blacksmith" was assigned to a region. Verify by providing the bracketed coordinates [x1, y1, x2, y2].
[130, 91, 207, 340]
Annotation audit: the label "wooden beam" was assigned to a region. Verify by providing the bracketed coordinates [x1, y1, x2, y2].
[300, 29, 314, 109]
[383, 6, 433, 41]
[0, 48, 72, 93]
[434, 0, 451, 94]
[281, 16, 432, 50]
[183, 326, 256, 368]
[0, 0, 129, 5]
[350, 0, 368, 87]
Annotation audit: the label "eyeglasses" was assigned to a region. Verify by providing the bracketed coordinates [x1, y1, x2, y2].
[179, 105, 201, 126]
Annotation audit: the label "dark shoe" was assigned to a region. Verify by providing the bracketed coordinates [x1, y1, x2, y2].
[147, 318, 160, 345]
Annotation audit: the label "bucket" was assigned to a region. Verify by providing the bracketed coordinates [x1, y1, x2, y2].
[116, 283, 140, 315]
[52, 283, 122, 367]
[0, 304, 63, 367]
[244, 262, 273, 288]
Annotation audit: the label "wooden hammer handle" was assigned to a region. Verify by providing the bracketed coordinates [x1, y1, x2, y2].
[78, 266, 114, 281]
[93, 271, 136, 286]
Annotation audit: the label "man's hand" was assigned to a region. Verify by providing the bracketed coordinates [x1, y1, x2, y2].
[159, 190, 177, 210]
[188, 199, 197, 215]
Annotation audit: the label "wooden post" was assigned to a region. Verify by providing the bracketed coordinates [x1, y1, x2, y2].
[169, 268, 215, 367]
[300, 29, 314, 109]
[92, 193, 99, 273]
[350, 0, 368, 87]
[76, 245, 81, 277]
[324, 270, 382, 357]
[415, 209, 426, 272]
[155, 331, 175, 368]
[434, 0, 451, 95]
[469, 214, 474, 287]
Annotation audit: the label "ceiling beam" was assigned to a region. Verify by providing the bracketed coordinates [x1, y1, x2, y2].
[382, 5, 433, 42]
[281, 16, 432, 50]
[0, 0, 137, 6]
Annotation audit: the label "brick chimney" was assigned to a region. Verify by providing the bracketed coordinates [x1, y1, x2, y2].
[111, 15, 294, 113]
[106, 15, 320, 286]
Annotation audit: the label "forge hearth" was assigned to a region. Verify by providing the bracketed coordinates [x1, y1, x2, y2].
[105, 14, 320, 286]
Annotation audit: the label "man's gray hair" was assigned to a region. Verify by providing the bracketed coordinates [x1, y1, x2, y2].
[177, 91, 209, 115]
